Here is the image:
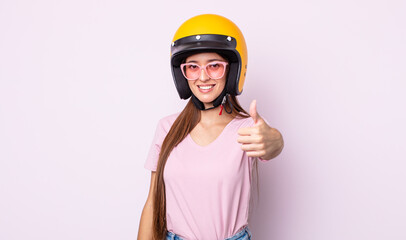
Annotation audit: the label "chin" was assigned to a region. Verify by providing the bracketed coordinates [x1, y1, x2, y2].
[193, 93, 218, 104]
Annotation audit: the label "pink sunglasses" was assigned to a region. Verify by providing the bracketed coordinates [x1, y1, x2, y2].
[180, 61, 228, 81]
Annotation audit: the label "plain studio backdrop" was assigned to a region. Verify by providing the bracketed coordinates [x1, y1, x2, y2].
[0, 0, 405, 239]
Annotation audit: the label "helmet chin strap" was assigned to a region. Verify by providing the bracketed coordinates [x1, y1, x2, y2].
[191, 88, 234, 115]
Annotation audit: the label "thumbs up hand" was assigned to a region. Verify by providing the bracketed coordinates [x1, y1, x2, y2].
[237, 100, 284, 160]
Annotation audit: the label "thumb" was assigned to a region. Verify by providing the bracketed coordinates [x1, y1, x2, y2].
[249, 99, 261, 124]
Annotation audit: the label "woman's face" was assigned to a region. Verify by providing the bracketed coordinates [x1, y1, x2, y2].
[184, 52, 228, 109]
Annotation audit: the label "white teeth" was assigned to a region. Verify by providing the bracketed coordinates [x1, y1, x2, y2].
[198, 85, 214, 90]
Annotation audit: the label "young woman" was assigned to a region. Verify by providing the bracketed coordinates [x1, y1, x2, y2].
[138, 14, 284, 240]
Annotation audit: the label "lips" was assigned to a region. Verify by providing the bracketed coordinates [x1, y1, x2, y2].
[196, 84, 216, 93]
[198, 84, 215, 90]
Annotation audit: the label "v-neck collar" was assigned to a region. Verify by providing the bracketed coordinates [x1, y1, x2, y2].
[186, 116, 237, 149]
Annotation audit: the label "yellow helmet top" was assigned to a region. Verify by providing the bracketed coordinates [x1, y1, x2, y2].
[170, 14, 248, 101]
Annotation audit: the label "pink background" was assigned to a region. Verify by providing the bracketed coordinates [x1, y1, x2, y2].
[0, 0, 405, 239]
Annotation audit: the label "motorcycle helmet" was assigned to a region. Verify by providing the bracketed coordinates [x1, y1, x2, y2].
[170, 14, 248, 114]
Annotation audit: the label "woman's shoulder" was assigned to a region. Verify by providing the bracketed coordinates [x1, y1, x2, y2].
[156, 112, 182, 131]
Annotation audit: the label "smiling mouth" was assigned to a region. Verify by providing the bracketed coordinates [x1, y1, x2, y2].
[198, 84, 215, 90]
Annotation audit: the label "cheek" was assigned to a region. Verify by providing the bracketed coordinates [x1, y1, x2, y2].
[218, 79, 226, 89]
[187, 81, 195, 91]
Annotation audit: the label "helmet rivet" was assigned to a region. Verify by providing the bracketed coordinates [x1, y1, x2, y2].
[196, 35, 201, 40]
[227, 36, 232, 41]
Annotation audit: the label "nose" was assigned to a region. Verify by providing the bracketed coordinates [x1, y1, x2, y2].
[199, 68, 210, 81]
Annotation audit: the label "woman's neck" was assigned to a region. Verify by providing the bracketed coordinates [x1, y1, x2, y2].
[199, 104, 234, 125]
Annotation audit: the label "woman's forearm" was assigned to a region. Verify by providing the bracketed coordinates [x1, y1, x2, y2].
[137, 202, 154, 240]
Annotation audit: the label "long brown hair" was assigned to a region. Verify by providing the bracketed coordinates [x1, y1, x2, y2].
[152, 95, 260, 240]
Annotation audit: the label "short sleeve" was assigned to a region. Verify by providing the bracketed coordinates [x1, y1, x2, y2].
[144, 119, 167, 171]
[143, 112, 180, 171]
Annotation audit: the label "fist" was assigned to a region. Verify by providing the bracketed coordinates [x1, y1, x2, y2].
[237, 100, 283, 160]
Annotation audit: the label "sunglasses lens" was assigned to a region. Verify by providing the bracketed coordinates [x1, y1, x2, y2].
[206, 62, 225, 79]
[182, 64, 200, 80]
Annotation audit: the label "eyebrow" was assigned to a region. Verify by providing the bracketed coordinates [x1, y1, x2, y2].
[186, 59, 225, 63]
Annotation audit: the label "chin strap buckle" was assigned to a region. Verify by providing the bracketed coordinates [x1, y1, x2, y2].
[218, 94, 228, 115]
